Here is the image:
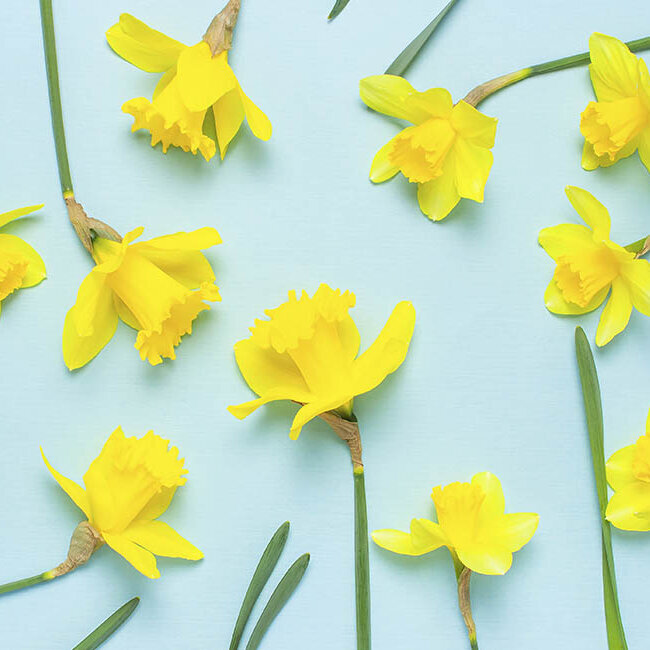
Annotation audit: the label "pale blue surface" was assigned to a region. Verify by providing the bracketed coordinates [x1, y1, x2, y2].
[1, 0, 650, 648]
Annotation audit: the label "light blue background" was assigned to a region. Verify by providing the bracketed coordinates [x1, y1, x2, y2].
[1, 0, 649, 648]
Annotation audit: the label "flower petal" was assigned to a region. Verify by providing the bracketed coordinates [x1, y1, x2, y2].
[472, 472, 505, 519]
[359, 75, 433, 124]
[595, 277, 633, 346]
[371, 521, 444, 556]
[622, 259, 650, 316]
[153, 66, 177, 100]
[493, 513, 539, 552]
[538, 223, 597, 261]
[639, 128, 650, 172]
[62, 270, 118, 370]
[136, 487, 177, 522]
[289, 395, 353, 440]
[350, 301, 416, 396]
[106, 13, 186, 73]
[41, 448, 91, 518]
[0, 234, 46, 287]
[410, 518, 447, 552]
[416, 150, 460, 221]
[544, 278, 609, 315]
[453, 139, 493, 202]
[606, 481, 650, 531]
[228, 386, 313, 422]
[103, 532, 160, 578]
[564, 186, 611, 239]
[135, 249, 216, 290]
[239, 88, 272, 141]
[213, 89, 245, 159]
[369, 138, 400, 183]
[124, 520, 203, 560]
[450, 101, 498, 148]
[606, 444, 638, 491]
[136, 228, 222, 251]
[588, 33, 640, 102]
[0, 204, 43, 229]
[457, 546, 513, 575]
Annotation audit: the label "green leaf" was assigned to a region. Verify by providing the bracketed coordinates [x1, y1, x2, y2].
[385, 0, 462, 77]
[245, 553, 311, 650]
[328, 0, 351, 20]
[229, 522, 291, 650]
[574, 327, 628, 650]
[624, 235, 649, 255]
[72, 597, 140, 650]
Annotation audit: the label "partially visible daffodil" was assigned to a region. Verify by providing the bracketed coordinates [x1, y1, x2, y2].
[360, 75, 497, 221]
[0, 205, 46, 316]
[229, 283, 416, 650]
[539, 186, 650, 346]
[581, 33, 650, 173]
[606, 408, 650, 531]
[63, 226, 221, 369]
[107, 2, 271, 162]
[373, 472, 538, 649]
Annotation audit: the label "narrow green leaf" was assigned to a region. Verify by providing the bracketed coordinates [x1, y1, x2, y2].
[328, 0, 351, 20]
[385, 0, 462, 76]
[245, 554, 310, 650]
[229, 522, 291, 650]
[575, 327, 628, 649]
[72, 597, 140, 650]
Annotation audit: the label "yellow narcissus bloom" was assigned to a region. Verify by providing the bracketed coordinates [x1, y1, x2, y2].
[373, 472, 539, 575]
[539, 186, 650, 346]
[581, 33, 650, 172]
[107, 12, 271, 161]
[360, 75, 497, 221]
[228, 284, 416, 439]
[42, 427, 203, 579]
[63, 226, 221, 369]
[0, 205, 46, 316]
[606, 409, 650, 531]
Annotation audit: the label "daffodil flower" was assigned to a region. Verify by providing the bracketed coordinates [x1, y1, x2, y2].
[606, 408, 650, 531]
[229, 283, 415, 650]
[63, 226, 221, 369]
[0, 205, 46, 316]
[539, 186, 650, 346]
[373, 472, 538, 648]
[107, 5, 271, 161]
[581, 33, 650, 173]
[360, 75, 497, 221]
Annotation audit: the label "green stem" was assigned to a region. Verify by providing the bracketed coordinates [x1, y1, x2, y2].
[40, 0, 74, 196]
[464, 35, 650, 107]
[353, 467, 371, 650]
[0, 571, 54, 596]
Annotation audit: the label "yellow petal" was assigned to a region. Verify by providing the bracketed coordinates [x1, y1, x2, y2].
[369, 138, 400, 183]
[416, 154, 460, 221]
[453, 138, 493, 202]
[371, 521, 444, 556]
[103, 532, 160, 578]
[124, 520, 203, 560]
[136, 227, 221, 251]
[228, 386, 313, 422]
[404, 88, 454, 120]
[213, 89, 245, 159]
[596, 277, 633, 346]
[456, 546, 513, 575]
[544, 278, 609, 315]
[493, 513, 539, 552]
[41, 448, 91, 518]
[114, 295, 142, 330]
[62, 270, 118, 370]
[564, 186, 611, 239]
[239, 88, 272, 141]
[0, 204, 43, 229]
[0, 234, 46, 288]
[135, 487, 177, 522]
[622, 259, 650, 315]
[450, 101, 498, 148]
[359, 75, 433, 124]
[639, 128, 650, 172]
[289, 395, 353, 440]
[177, 45, 237, 112]
[350, 301, 416, 396]
[410, 518, 447, 552]
[472, 472, 505, 519]
[106, 14, 185, 73]
[606, 444, 638, 491]
[538, 223, 596, 261]
[153, 66, 177, 100]
[606, 481, 650, 531]
[588, 33, 640, 102]
[136, 249, 216, 290]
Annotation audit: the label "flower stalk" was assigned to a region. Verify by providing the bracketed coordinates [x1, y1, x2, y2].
[203, 0, 242, 56]
[320, 411, 371, 650]
[40, 0, 121, 253]
[463, 35, 650, 107]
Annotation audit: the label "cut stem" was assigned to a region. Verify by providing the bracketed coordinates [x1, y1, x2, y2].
[0, 572, 54, 596]
[456, 567, 478, 650]
[354, 467, 371, 650]
[464, 36, 650, 107]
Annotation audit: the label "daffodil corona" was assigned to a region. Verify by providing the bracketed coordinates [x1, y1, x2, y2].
[373, 472, 538, 649]
[0, 205, 46, 317]
[107, 4, 271, 161]
[539, 186, 650, 346]
[581, 33, 650, 173]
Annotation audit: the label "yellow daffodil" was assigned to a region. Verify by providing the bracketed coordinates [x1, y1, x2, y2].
[606, 408, 650, 531]
[360, 75, 497, 221]
[581, 33, 650, 172]
[107, 9, 271, 161]
[0, 205, 46, 315]
[228, 283, 416, 439]
[539, 186, 650, 346]
[373, 472, 538, 575]
[41, 427, 202, 579]
[63, 226, 221, 369]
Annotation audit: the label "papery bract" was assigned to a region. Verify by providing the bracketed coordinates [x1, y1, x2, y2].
[42, 427, 203, 579]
